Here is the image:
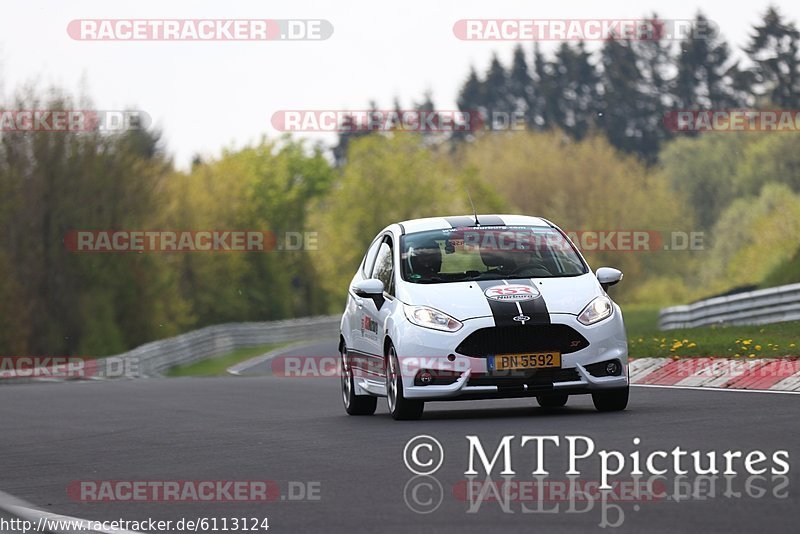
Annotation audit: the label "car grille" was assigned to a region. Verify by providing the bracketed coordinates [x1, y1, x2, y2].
[455, 324, 589, 358]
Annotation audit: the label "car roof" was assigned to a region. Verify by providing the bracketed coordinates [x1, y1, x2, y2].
[396, 214, 552, 234]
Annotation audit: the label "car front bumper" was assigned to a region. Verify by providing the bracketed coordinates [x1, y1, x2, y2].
[393, 310, 628, 401]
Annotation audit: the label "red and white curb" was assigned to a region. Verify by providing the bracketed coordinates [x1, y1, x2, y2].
[629, 357, 800, 392]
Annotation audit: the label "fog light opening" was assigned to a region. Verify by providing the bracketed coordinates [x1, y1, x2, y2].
[606, 361, 621, 376]
[419, 371, 433, 385]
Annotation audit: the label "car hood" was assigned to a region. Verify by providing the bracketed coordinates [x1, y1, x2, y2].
[396, 273, 605, 320]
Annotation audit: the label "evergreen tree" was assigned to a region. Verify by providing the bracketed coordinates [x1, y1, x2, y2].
[675, 13, 750, 109]
[456, 66, 486, 138]
[745, 6, 800, 107]
[483, 53, 513, 127]
[599, 37, 663, 162]
[508, 45, 533, 119]
[532, 44, 558, 130]
[551, 42, 602, 140]
[413, 90, 440, 138]
[333, 101, 379, 166]
[633, 16, 677, 158]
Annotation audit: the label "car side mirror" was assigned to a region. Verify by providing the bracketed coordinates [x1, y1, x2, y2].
[352, 278, 385, 298]
[596, 267, 623, 291]
[352, 278, 386, 310]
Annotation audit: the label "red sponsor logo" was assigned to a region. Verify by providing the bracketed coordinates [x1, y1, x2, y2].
[483, 284, 539, 302]
[361, 315, 379, 334]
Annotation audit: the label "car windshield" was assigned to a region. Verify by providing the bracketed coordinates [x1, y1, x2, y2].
[400, 226, 588, 284]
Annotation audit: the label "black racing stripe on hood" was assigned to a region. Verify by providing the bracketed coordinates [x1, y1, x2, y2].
[476, 279, 551, 327]
[514, 280, 551, 325]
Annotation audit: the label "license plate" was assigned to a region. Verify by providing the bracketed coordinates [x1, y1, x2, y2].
[490, 352, 561, 371]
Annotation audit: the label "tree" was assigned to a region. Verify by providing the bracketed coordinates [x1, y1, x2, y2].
[166, 138, 335, 322]
[508, 45, 533, 119]
[745, 6, 800, 107]
[659, 133, 756, 230]
[532, 43, 558, 130]
[332, 102, 378, 167]
[456, 66, 485, 139]
[551, 42, 602, 140]
[413, 90, 441, 139]
[702, 184, 800, 291]
[0, 91, 187, 356]
[599, 37, 662, 161]
[457, 130, 696, 303]
[483, 54, 513, 126]
[310, 134, 500, 305]
[675, 13, 750, 109]
[731, 134, 800, 197]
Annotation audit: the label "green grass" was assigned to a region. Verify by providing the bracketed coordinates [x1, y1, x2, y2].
[622, 304, 800, 359]
[165, 343, 286, 377]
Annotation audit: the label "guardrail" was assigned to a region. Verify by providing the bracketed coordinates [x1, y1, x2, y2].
[658, 283, 800, 330]
[1, 315, 341, 382]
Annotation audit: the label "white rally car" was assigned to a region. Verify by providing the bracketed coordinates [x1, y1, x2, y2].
[339, 215, 628, 420]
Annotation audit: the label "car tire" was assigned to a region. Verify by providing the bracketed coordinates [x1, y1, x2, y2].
[386, 344, 424, 421]
[591, 386, 629, 412]
[340, 344, 377, 416]
[536, 393, 568, 408]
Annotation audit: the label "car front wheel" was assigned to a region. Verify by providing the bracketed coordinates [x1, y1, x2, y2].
[386, 344, 424, 420]
[340, 344, 377, 416]
[592, 386, 629, 412]
[536, 393, 568, 409]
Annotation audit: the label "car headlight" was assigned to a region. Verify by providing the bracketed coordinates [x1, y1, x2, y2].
[578, 296, 613, 325]
[403, 305, 463, 332]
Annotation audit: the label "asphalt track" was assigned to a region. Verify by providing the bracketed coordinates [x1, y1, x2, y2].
[1, 341, 799, 533]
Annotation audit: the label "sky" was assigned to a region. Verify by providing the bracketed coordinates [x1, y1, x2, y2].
[2, 0, 797, 168]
